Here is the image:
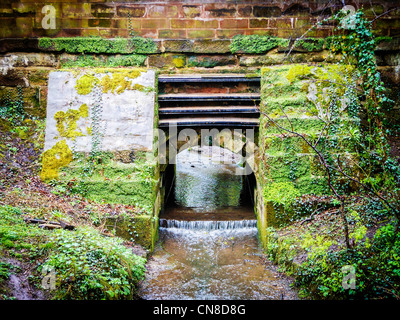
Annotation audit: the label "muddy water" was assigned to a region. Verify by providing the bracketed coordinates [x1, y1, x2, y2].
[139, 146, 296, 300]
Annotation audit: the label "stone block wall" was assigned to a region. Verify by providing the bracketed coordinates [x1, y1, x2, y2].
[0, 1, 399, 39]
[0, 1, 399, 122]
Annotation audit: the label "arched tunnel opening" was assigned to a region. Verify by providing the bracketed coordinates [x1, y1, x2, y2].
[160, 146, 257, 222]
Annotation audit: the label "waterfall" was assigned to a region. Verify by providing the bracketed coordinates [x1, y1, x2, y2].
[159, 219, 257, 230]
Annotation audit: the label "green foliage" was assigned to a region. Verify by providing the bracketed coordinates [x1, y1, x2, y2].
[0, 205, 48, 259]
[41, 226, 146, 300]
[0, 205, 146, 300]
[0, 262, 13, 280]
[38, 37, 157, 54]
[266, 227, 298, 273]
[329, 10, 400, 226]
[295, 224, 400, 299]
[263, 182, 300, 207]
[230, 35, 289, 54]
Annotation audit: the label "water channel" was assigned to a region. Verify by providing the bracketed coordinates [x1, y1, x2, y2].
[139, 146, 297, 300]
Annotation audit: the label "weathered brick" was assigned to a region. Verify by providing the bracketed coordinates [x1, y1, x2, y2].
[61, 18, 82, 29]
[170, 19, 194, 29]
[249, 18, 269, 28]
[0, 18, 16, 37]
[115, 18, 140, 30]
[220, 19, 248, 29]
[187, 29, 215, 39]
[148, 53, 182, 68]
[99, 28, 118, 38]
[238, 5, 252, 17]
[137, 29, 158, 38]
[61, 28, 82, 37]
[247, 29, 277, 36]
[159, 29, 186, 39]
[163, 39, 194, 52]
[32, 27, 62, 38]
[276, 29, 296, 38]
[16, 17, 33, 37]
[88, 18, 112, 28]
[216, 29, 247, 39]
[275, 18, 294, 29]
[81, 29, 100, 37]
[62, 3, 88, 19]
[11, 3, 36, 14]
[283, 4, 311, 16]
[148, 5, 179, 18]
[182, 5, 201, 18]
[204, 4, 236, 18]
[253, 6, 282, 17]
[116, 6, 145, 18]
[295, 18, 316, 28]
[193, 39, 231, 53]
[187, 55, 237, 68]
[91, 4, 115, 18]
[171, 19, 218, 29]
[141, 18, 169, 29]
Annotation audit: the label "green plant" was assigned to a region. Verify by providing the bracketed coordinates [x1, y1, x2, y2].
[41, 226, 146, 300]
[295, 223, 400, 299]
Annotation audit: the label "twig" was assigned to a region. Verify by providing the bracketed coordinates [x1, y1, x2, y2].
[370, 8, 399, 23]
[300, 207, 325, 225]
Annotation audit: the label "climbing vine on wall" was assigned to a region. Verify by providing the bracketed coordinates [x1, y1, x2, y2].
[0, 86, 25, 125]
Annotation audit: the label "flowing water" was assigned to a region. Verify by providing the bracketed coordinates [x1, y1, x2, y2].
[139, 146, 297, 300]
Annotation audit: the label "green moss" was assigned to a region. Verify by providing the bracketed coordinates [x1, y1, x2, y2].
[259, 63, 359, 207]
[40, 140, 74, 181]
[263, 182, 300, 207]
[293, 38, 325, 52]
[59, 153, 158, 213]
[230, 35, 289, 54]
[54, 104, 89, 140]
[60, 54, 147, 68]
[187, 56, 219, 68]
[106, 214, 157, 250]
[38, 37, 157, 54]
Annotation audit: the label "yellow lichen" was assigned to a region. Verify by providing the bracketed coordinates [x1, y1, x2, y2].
[100, 69, 142, 94]
[40, 140, 73, 181]
[73, 69, 148, 95]
[75, 73, 99, 95]
[54, 104, 89, 140]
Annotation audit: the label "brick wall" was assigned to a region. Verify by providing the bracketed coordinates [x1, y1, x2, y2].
[0, 1, 399, 39]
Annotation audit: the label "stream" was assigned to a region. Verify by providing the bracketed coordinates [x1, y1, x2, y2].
[139, 146, 297, 300]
